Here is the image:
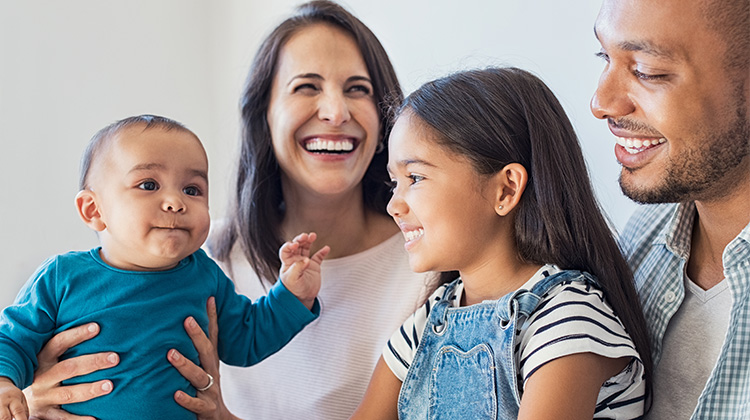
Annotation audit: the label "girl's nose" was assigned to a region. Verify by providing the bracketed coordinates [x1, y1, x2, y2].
[318, 91, 351, 125]
[386, 192, 406, 218]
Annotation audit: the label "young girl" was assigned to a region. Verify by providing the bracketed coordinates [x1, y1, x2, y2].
[350, 67, 652, 419]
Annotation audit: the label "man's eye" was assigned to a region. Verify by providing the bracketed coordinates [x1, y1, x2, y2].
[183, 186, 200, 196]
[138, 181, 158, 191]
[634, 69, 668, 81]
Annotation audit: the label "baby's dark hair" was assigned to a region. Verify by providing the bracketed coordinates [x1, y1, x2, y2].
[79, 114, 192, 190]
[399, 66, 652, 402]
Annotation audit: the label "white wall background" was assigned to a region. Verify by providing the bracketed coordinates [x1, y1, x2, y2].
[0, 0, 636, 309]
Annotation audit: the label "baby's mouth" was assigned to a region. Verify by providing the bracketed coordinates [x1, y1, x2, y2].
[616, 136, 666, 154]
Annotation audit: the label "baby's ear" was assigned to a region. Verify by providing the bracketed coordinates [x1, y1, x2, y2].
[75, 190, 106, 231]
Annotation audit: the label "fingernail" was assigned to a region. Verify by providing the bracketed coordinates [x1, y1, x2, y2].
[188, 317, 197, 328]
[107, 353, 118, 364]
[170, 350, 180, 361]
[88, 323, 98, 333]
[102, 381, 113, 392]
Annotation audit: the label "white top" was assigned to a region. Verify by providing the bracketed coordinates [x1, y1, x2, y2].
[214, 233, 429, 420]
[645, 275, 731, 420]
[384, 265, 646, 419]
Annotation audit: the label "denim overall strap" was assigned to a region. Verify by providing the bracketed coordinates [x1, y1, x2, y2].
[398, 270, 596, 420]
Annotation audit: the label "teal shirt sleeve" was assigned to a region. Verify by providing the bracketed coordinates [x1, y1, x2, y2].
[213, 266, 319, 367]
[0, 257, 59, 388]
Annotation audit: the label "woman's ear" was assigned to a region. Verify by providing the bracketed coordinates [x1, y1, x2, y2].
[493, 163, 528, 216]
[75, 190, 106, 232]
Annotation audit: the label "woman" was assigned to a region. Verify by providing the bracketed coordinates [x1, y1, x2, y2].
[23, 2, 428, 419]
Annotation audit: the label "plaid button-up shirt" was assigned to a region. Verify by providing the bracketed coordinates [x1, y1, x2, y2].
[620, 202, 750, 419]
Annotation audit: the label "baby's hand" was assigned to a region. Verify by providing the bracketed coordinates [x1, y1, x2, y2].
[0, 377, 28, 420]
[279, 232, 330, 310]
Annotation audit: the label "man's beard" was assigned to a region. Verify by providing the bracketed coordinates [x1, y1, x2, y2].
[621, 90, 749, 204]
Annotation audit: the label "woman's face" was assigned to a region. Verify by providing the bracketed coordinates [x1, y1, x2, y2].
[267, 23, 380, 203]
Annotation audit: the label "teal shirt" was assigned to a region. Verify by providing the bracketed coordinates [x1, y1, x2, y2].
[0, 248, 319, 419]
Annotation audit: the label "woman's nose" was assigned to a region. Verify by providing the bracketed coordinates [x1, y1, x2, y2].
[590, 68, 636, 120]
[317, 91, 351, 125]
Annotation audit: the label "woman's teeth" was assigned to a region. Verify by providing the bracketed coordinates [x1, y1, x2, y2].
[616, 136, 666, 154]
[305, 139, 354, 153]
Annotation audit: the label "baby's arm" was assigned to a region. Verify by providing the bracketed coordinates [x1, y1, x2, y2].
[0, 376, 28, 420]
[349, 357, 400, 420]
[278, 232, 330, 310]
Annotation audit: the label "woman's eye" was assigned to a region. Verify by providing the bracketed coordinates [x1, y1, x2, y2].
[347, 84, 371, 95]
[293, 83, 318, 93]
[138, 181, 158, 191]
[183, 186, 200, 196]
[594, 51, 610, 62]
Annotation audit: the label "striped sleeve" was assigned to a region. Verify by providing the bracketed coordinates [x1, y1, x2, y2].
[517, 281, 641, 386]
[382, 284, 451, 381]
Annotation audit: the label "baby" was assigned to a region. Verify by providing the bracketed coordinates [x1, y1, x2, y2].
[0, 115, 329, 420]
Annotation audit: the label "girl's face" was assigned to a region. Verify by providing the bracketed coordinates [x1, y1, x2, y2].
[387, 113, 503, 274]
[267, 23, 380, 203]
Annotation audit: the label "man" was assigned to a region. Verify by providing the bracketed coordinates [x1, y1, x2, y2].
[591, 0, 749, 418]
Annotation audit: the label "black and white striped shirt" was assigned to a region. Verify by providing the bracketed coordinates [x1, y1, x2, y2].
[383, 265, 646, 419]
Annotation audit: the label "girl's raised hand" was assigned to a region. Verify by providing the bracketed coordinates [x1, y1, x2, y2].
[279, 232, 330, 310]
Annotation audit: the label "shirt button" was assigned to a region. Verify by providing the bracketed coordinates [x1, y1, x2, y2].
[664, 291, 677, 303]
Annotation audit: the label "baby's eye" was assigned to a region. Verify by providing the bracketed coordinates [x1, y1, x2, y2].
[183, 186, 201, 196]
[138, 181, 159, 191]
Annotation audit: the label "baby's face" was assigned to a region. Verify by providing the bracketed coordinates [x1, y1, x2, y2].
[89, 126, 210, 271]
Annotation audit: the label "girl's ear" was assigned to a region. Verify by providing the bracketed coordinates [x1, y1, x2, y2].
[493, 163, 528, 216]
[75, 190, 106, 232]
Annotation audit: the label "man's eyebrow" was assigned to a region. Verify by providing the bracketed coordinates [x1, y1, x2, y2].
[594, 26, 679, 62]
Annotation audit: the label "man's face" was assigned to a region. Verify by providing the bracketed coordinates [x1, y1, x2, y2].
[591, 0, 749, 204]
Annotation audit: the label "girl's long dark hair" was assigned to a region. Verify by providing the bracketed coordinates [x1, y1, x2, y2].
[401, 67, 652, 403]
[210, 1, 402, 283]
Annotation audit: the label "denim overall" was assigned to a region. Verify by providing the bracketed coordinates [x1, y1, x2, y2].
[397, 270, 598, 420]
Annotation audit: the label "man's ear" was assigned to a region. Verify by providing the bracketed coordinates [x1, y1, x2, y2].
[75, 190, 106, 232]
[493, 163, 528, 216]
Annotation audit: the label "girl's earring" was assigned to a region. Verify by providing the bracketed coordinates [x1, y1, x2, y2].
[498, 205, 504, 210]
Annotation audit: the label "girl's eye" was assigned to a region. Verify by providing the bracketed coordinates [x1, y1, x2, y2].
[183, 186, 201, 196]
[385, 179, 397, 192]
[138, 181, 158, 191]
[594, 51, 610, 63]
[408, 174, 425, 184]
